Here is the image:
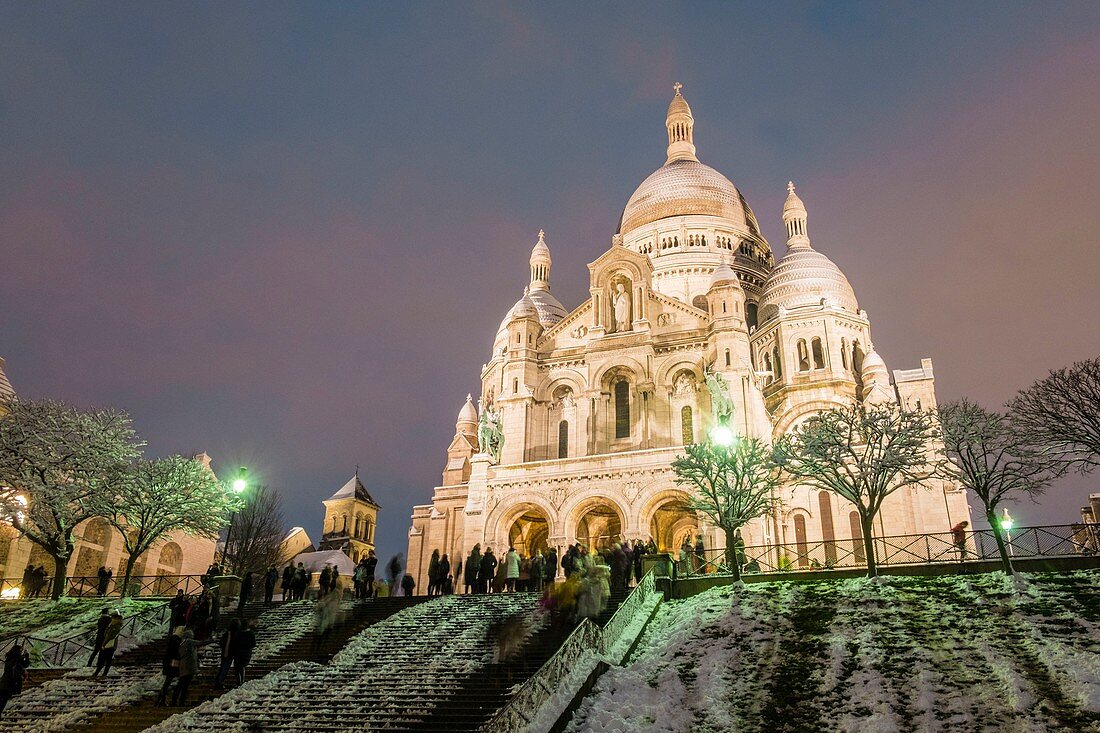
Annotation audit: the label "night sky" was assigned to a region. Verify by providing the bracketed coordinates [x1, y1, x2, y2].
[2, 3, 1098, 561]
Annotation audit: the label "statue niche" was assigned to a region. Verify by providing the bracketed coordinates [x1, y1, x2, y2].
[610, 275, 633, 333]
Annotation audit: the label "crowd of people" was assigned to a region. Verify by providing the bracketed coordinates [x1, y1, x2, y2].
[18, 564, 50, 598]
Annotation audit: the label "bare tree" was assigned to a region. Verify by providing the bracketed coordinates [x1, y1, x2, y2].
[99, 455, 240, 594]
[222, 484, 286, 575]
[777, 402, 942, 577]
[0, 399, 141, 598]
[938, 399, 1062, 574]
[672, 437, 782, 581]
[1009, 357, 1100, 473]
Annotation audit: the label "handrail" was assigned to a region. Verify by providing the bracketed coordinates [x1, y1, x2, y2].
[0, 598, 172, 673]
[679, 523, 1100, 576]
[0, 574, 208, 600]
[481, 570, 659, 733]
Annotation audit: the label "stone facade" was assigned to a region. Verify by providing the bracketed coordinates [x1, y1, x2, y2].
[318, 472, 380, 563]
[407, 85, 970, 586]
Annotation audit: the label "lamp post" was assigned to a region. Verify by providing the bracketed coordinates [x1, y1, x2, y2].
[222, 466, 248, 573]
[1000, 507, 1014, 558]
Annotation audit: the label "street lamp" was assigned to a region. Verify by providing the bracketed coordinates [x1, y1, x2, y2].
[1001, 507, 1015, 557]
[222, 467, 248, 573]
[710, 422, 735, 447]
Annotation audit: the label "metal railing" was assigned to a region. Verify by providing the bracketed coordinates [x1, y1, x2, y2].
[0, 574, 208, 600]
[0, 599, 172, 673]
[680, 524, 1100, 577]
[481, 571, 659, 733]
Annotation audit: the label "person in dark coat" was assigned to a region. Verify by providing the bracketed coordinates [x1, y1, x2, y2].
[633, 539, 645, 584]
[427, 550, 441, 597]
[0, 643, 30, 718]
[544, 547, 558, 586]
[478, 548, 497, 594]
[318, 566, 331, 598]
[88, 607, 111, 666]
[292, 563, 307, 601]
[238, 571, 253, 612]
[155, 627, 183, 705]
[231, 620, 257, 685]
[92, 610, 123, 677]
[401, 574, 415, 597]
[96, 567, 109, 596]
[363, 550, 378, 599]
[263, 565, 278, 605]
[172, 629, 198, 705]
[438, 554, 451, 594]
[280, 564, 293, 601]
[169, 590, 188, 628]
[213, 618, 239, 689]
[464, 545, 481, 595]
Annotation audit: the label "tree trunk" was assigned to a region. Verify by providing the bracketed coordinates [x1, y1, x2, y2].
[51, 552, 68, 600]
[724, 527, 741, 583]
[122, 552, 139, 597]
[987, 510, 1014, 575]
[860, 512, 878, 578]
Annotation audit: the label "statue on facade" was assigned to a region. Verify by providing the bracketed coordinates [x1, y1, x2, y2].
[477, 398, 504, 463]
[704, 363, 734, 427]
[612, 281, 632, 333]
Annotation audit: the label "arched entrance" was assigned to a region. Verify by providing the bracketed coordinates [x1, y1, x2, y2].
[508, 510, 551, 557]
[575, 503, 623, 551]
[649, 498, 698, 553]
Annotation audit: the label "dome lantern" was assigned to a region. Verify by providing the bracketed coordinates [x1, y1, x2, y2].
[665, 82, 698, 164]
[529, 229, 552, 292]
[783, 181, 810, 250]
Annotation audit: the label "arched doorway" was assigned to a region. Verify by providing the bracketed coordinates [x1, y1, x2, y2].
[649, 498, 698, 553]
[508, 510, 551, 557]
[575, 502, 623, 552]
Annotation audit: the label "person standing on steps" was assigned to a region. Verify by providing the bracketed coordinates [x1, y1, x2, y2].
[213, 618, 239, 690]
[951, 521, 970, 561]
[543, 547, 557, 588]
[280, 563, 293, 602]
[353, 557, 369, 599]
[427, 550, 441, 597]
[0, 643, 30, 718]
[387, 554, 404, 595]
[293, 563, 307, 601]
[263, 565, 278, 605]
[364, 550, 378, 599]
[401, 573, 415, 597]
[88, 607, 111, 666]
[91, 610, 123, 678]
[464, 545, 481, 595]
[155, 626, 183, 705]
[505, 547, 520, 592]
[331, 566, 340, 598]
[318, 565, 331, 598]
[479, 548, 497, 594]
[439, 554, 451, 595]
[172, 628, 199, 706]
[238, 570, 253, 613]
[232, 619, 257, 685]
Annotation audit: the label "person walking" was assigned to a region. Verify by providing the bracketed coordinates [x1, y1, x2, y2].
[464, 545, 481, 595]
[213, 619, 239, 690]
[88, 608, 111, 666]
[92, 610, 123, 677]
[280, 564, 293, 602]
[427, 550, 441, 597]
[263, 565, 278, 605]
[238, 571, 253, 613]
[479, 548, 497, 594]
[155, 626, 183, 706]
[951, 521, 970, 561]
[172, 629, 198, 706]
[544, 547, 557, 588]
[505, 547, 520, 592]
[0, 643, 30, 719]
[231, 620, 256, 685]
[318, 565, 331, 598]
[694, 535, 705, 573]
[363, 550, 378, 599]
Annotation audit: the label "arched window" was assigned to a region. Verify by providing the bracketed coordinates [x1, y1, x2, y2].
[724, 349, 731, 367]
[614, 380, 630, 439]
[746, 302, 759, 330]
[812, 337, 825, 369]
[341, 514, 348, 533]
[157, 542, 183, 575]
[681, 406, 694, 445]
[773, 347, 782, 379]
[850, 511, 865, 565]
[841, 338, 849, 370]
[513, 378, 519, 393]
[819, 492, 837, 565]
[692, 295, 709, 313]
[793, 515, 809, 568]
[797, 340, 810, 371]
[558, 420, 569, 459]
[763, 352, 773, 382]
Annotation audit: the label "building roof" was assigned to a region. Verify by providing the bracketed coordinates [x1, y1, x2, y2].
[0, 357, 15, 404]
[619, 159, 759, 236]
[289, 549, 357, 577]
[326, 472, 381, 508]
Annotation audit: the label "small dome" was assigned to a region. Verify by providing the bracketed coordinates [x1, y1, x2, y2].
[783, 181, 807, 218]
[619, 160, 760, 235]
[456, 394, 478, 431]
[527, 289, 567, 324]
[508, 288, 538, 321]
[759, 247, 858, 319]
[530, 229, 551, 262]
[708, 260, 741, 290]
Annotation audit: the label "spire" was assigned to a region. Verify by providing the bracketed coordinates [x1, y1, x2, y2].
[529, 229, 552, 292]
[665, 82, 697, 164]
[783, 181, 811, 250]
[456, 393, 478, 433]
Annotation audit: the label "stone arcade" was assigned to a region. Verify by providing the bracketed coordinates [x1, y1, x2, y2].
[407, 85, 970, 583]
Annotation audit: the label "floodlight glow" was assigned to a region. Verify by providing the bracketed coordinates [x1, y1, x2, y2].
[1000, 509, 1013, 531]
[1, 586, 20, 599]
[710, 424, 735, 447]
[232, 478, 247, 493]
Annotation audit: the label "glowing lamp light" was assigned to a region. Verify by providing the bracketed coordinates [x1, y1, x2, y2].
[231, 466, 248, 493]
[1000, 508, 1014, 532]
[1, 586, 20, 599]
[710, 424, 735, 447]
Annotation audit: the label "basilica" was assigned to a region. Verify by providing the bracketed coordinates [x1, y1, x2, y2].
[406, 85, 970, 582]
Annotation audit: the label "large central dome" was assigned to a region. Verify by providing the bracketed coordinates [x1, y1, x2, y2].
[618, 159, 760, 235]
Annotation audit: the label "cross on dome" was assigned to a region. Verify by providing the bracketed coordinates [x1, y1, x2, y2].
[673, 81, 683, 94]
[788, 181, 796, 194]
[538, 229, 545, 242]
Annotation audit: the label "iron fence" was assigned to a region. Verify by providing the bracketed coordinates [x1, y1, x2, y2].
[679, 524, 1099, 577]
[0, 574, 207, 600]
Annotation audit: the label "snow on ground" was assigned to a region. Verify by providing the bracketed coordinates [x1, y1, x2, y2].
[0, 597, 160, 641]
[567, 571, 1100, 733]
